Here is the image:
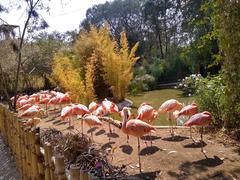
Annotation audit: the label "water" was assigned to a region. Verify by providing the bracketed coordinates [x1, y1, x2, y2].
[127, 89, 195, 125]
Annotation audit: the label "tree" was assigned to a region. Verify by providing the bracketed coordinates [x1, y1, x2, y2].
[52, 53, 86, 103]
[213, 0, 240, 128]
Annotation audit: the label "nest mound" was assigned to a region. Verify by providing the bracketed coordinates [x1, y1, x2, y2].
[40, 128, 127, 179]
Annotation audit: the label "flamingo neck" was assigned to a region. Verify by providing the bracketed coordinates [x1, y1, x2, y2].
[122, 112, 128, 129]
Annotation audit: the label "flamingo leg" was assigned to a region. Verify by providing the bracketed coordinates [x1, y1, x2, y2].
[201, 126, 203, 152]
[200, 126, 207, 158]
[127, 135, 129, 144]
[90, 126, 93, 141]
[81, 118, 84, 135]
[169, 112, 174, 136]
[109, 122, 112, 134]
[137, 137, 142, 173]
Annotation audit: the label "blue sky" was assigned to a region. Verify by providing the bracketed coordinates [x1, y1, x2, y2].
[1, 0, 108, 33]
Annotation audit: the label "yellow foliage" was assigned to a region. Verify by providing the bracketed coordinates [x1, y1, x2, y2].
[52, 53, 86, 103]
[52, 22, 139, 102]
[85, 52, 97, 103]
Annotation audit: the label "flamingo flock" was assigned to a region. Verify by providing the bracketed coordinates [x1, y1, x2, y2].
[13, 90, 212, 173]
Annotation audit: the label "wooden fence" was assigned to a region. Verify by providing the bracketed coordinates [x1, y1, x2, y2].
[0, 104, 92, 180]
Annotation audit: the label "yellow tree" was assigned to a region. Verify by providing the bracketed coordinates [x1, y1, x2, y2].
[52, 53, 86, 103]
[85, 52, 97, 103]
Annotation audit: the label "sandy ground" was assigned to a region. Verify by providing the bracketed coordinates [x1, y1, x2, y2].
[37, 109, 240, 180]
[0, 136, 20, 180]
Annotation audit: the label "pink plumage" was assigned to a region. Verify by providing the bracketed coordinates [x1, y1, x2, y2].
[184, 111, 212, 127]
[71, 104, 90, 116]
[83, 114, 102, 126]
[178, 103, 198, 117]
[159, 99, 183, 113]
[88, 101, 100, 112]
[137, 103, 158, 124]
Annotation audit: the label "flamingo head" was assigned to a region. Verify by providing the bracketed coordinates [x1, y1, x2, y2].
[192, 102, 197, 106]
[110, 103, 119, 113]
[176, 102, 183, 110]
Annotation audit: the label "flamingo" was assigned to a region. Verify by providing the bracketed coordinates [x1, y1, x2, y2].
[60, 105, 74, 127]
[83, 114, 102, 140]
[176, 102, 198, 140]
[19, 105, 44, 121]
[71, 104, 90, 131]
[119, 107, 134, 143]
[102, 98, 119, 133]
[39, 96, 51, 112]
[95, 105, 106, 117]
[159, 99, 183, 136]
[137, 103, 158, 145]
[17, 103, 32, 113]
[58, 92, 71, 108]
[184, 111, 212, 153]
[88, 101, 100, 113]
[121, 107, 156, 173]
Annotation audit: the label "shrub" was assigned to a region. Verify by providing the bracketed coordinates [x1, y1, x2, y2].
[195, 75, 225, 128]
[178, 74, 203, 96]
[129, 66, 155, 95]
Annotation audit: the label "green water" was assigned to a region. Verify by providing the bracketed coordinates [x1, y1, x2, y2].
[127, 89, 195, 125]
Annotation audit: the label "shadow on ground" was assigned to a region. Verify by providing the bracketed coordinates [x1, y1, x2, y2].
[129, 170, 161, 179]
[140, 146, 160, 156]
[141, 135, 161, 141]
[183, 141, 207, 148]
[167, 156, 224, 179]
[162, 135, 189, 142]
[101, 141, 115, 150]
[119, 144, 133, 155]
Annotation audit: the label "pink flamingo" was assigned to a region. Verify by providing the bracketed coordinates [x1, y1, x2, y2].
[176, 102, 198, 139]
[60, 105, 74, 127]
[95, 105, 106, 117]
[39, 97, 51, 112]
[88, 101, 100, 113]
[137, 103, 158, 145]
[19, 105, 44, 120]
[121, 107, 156, 173]
[184, 111, 212, 153]
[159, 99, 183, 136]
[17, 103, 32, 113]
[102, 98, 119, 133]
[83, 114, 102, 140]
[119, 107, 134, 143]
[71, 104, 90, 132]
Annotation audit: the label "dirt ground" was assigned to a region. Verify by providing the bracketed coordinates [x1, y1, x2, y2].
[38, 110, 240, 180]
[0, 136, 20, 180]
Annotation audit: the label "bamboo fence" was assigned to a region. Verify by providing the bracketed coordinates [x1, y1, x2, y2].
[0, 104, 91, 180]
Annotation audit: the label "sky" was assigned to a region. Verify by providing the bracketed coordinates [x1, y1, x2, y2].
[1, 0, 108, 33]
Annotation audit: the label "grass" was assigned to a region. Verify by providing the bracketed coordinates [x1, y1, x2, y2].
[126, 89, 195, 125]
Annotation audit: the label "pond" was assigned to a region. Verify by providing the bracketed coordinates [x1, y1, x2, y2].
[127, 89, 195, 126]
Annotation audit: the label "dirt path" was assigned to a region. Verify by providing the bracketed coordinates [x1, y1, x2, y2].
[38, 110, 240, 179]
[0, 136, 20, 180]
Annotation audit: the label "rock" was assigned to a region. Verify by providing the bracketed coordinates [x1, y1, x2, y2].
[117, 98, 133, 110]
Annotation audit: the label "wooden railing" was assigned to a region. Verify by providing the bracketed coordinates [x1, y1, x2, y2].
[0, 104, 91, 180]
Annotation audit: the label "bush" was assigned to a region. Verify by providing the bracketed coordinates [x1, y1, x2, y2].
[129, 67, 155, 95]
[178, 74, 203, 96]
[195, 75, 225, 128]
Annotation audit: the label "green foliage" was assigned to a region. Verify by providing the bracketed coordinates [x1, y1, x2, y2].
[129, 67, 155, 95]
[195, 75, 225, 128]
[212, 0, 240, 128]
[178, 74, 203, 96]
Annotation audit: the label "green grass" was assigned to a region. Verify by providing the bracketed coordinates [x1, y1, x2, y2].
[127, 89, 195, 125]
